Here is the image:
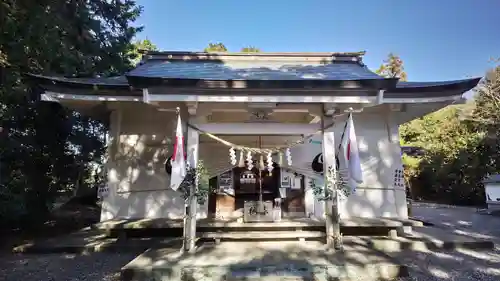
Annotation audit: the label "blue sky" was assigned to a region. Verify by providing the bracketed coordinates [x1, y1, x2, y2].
[135, 0, 499, 83]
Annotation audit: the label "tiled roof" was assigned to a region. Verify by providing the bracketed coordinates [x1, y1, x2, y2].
[127, 60, 384, 81]
[27, 74, 129, 86]
[25, 52, 482, 95]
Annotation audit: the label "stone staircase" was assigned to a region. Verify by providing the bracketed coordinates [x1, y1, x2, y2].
[96, 216, 425, 243]
[197, 220, 326, 243]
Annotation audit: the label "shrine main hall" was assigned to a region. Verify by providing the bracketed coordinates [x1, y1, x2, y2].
[27, 50, 480, 224]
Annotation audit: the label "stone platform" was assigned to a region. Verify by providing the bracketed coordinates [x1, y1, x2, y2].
[121, 241, 409, 281]
[12, 223, 493, 255]
[11, 227, 183, 254]
[95, 217, 424, 230]
[119, 225, 495, 281]
[95, 217, 424, 241]
[9, 224, 495, 280]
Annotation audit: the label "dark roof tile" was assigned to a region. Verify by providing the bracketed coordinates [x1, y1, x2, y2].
[127, 60, 384, 81]
[27, 74, 129, 86]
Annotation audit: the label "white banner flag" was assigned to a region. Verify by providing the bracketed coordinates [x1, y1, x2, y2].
[341, 113, 363, 192]
[170, 114, 186, 191]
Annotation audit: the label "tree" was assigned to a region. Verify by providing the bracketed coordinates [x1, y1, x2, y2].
[376, 53, 493, 205]
[0, 0, 143, 225]
[376, 53, 408, 81]
[241, 46, 261, 53]
[403, 106, 488, 205]
[204, 42, 227, 52]
[468, 65, 500, 174]
[129, 39, 158, 65]
[469, 67, 500, 127]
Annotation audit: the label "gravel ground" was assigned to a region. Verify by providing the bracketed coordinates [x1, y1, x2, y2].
[0, 247, 499, 281]
[0, 252, 138, 281]
[396, 202, 500, 281]
[1, 203, 499, 281]
[395, 246, 500, 281]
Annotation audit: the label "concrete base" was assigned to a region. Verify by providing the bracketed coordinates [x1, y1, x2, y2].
[121, 241, 409, 281]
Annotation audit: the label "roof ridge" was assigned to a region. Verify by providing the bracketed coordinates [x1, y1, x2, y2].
[139, 51, 367, 65]
[139, 50, 366, 57]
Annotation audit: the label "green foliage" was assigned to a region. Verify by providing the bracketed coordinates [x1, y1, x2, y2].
[377, 54, 500, 205]
[204, 42, 228, 52]
[401, 106, 489, 205]
[377, 53, 499, 206]
[204, 43, 262, 53]
[0, 0, 143, 225]
[129, 39, 158, 65]
[241, 46, 261, 53]
[309, 169, 351, 201]
[179, 160, 210, 205]
[401, 154, 420, 175]
[376, 53, 408, 81]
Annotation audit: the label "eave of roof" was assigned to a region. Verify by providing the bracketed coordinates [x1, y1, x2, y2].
[26, 74, 132, 90]
[26, 73, 482, 97]
[383, 77, 482, 99]
[391, 78, 482, 93]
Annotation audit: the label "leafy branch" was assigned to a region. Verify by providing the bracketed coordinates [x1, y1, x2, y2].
[178, 160, 210, 205]
[309, 168, 352, 201]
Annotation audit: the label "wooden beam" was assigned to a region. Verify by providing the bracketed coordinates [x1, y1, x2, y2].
[186, 102, 198, 115]
[44, 91, 141, 102]
[191, 122, 321, 135]
[148, 94, 377, 104]
[184, 124, 199, 253]
[383, 94, 463, 103]
[142, 88, 150, 103]
[377, 89, 385, 104]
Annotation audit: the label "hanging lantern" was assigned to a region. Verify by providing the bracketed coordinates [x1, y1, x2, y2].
[246, 151, 253, 170]
[238, 150, 245, 168]
[229, 147, 237, 165]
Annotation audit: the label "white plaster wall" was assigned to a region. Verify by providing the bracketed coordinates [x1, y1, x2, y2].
[100, 103, 408, 221]
[349, 111, 407, 219]
[101, 103, 208, 221]
[291, 111, 408, 219]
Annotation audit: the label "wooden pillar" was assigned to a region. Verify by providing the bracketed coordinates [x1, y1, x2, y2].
[185, 124, 199, 252]
[321, 113, 340, 248]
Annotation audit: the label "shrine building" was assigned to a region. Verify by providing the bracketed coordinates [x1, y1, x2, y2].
[27, 51, 480, 224]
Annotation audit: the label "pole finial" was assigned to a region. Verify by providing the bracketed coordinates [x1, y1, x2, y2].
[176, 107, 180, 114]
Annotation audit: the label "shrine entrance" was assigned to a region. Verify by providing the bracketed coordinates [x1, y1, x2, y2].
[204, 135, 307, 222]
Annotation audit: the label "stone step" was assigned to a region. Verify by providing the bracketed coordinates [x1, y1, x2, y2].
[200, 230, 325, 240]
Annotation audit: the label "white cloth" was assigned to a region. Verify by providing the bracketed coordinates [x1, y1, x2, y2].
[341, 113, 363, 192]
[170, 114, 186, 191]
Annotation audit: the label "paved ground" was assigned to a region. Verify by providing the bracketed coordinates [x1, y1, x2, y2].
[1, 203, 500, 281]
